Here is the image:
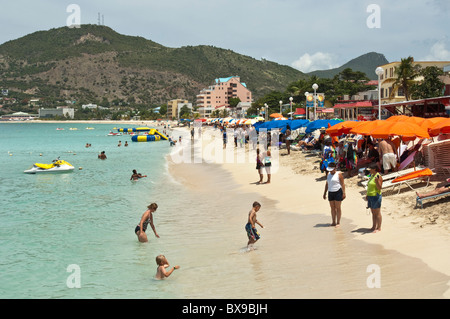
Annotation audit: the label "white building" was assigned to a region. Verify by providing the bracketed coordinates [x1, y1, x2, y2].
[234, 102, 252, 118]
[82, 103, 108, 110]
[39, 107, 75, 119]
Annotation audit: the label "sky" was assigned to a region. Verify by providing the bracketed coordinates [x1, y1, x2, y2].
[2, 0, 450, 74]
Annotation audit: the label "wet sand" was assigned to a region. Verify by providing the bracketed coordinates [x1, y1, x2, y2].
[167, 127, 450, 298]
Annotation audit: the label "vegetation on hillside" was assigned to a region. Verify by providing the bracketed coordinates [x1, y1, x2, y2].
[0, 24, 306, 111]
[1, 25, 408, 121]
[307, 52, 389, 80]
[248, 68, 375, 116]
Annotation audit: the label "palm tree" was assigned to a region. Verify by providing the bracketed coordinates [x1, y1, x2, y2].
[390, 56, 421, 101]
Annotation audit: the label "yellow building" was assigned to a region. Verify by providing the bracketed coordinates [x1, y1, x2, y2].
[377, 60, 450, 105]
[167, 99, 190, 120]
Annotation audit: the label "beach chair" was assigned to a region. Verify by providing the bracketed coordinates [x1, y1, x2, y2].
[360, 166, 418, 188]
[381, 168, 435, 195]
[415, 191, 450, 209]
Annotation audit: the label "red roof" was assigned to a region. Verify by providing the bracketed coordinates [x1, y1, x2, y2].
[333, 101, 373, 108]
[294, 108, 305, 115]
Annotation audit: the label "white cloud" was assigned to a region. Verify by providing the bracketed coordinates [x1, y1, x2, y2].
[422, 40, 450, 61]
[291, 52, 340, 73]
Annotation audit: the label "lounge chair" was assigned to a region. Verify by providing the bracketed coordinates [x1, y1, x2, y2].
[360, 166, 419, 188]
[381, 168, 435, 195]
[415, 191, 450, 209]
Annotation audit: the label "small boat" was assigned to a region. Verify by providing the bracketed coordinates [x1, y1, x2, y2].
[56, 128, 64, 131]
[85, 127, 95, 130]
[69, 128, 78, 131]
[24, 158, 75, 174]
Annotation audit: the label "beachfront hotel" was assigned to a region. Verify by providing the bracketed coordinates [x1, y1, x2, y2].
[196, 76, 252, 117]
[377, 60, 450, 105]
[167, 99, 193, 120]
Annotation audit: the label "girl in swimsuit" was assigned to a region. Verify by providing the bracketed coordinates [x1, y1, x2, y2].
[135, 203, 159, 243]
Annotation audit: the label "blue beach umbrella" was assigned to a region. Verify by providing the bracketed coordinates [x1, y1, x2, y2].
[254, 119, 309, 133]
[305, 119, 342, 134]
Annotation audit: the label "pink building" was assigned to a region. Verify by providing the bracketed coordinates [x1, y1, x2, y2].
[196, 76, 252, 117]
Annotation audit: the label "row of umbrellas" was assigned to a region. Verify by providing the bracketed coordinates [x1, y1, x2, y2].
[326, 116, 450, 140]
[207, 117, 265, 125]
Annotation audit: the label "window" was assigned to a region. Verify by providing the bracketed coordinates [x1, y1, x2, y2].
[397, 87, 405, 97]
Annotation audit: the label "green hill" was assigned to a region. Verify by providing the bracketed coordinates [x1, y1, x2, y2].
[307, 52, 389, 80]
[0, 24, 306, 106]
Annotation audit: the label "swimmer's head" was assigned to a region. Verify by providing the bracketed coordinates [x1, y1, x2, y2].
[147, 203, 158, 211]
[156, 254, 166, 265]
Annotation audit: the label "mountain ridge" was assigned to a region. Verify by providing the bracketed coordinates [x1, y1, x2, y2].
[307, 52, 389, 80]
[0, 25, 387, 107]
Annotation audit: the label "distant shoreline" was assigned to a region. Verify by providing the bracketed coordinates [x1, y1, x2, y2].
[0, 119, 177, 125]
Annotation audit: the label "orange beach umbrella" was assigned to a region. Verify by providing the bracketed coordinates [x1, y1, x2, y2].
[368, 121, 430, 139]
[349, 120, 386, 135]
[403, 116, 426, 126]
[429, 118, 450, 136]
[422, 117, 446, 127]
[386, 115, 409, 122]
[326, 121, 360, 136]
[270, 113, 283, 118]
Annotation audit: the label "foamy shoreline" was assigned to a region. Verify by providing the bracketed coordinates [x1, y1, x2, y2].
[167, 125, 450, 298]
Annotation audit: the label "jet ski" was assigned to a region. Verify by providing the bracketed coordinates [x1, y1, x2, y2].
[24, 157, 75, 174]
[107, 131, 122, 136]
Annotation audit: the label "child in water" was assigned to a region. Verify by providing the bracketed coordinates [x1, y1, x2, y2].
[245, 201, 264, 250]
[155, 255, 180, 280]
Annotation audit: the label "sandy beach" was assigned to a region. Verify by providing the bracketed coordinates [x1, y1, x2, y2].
[168, 125, 450, 298]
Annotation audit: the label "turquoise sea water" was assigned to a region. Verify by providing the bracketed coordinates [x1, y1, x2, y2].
[0, 123, 183, 298]
[0, 122, 288, 299]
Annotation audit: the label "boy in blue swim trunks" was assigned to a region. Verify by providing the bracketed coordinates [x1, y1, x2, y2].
[245, 201, 264, 249]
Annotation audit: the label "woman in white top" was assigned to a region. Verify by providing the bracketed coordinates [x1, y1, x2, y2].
[323, 162, 346, 227]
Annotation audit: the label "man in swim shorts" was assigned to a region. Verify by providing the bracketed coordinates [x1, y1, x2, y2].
[379, 139, 397, 173]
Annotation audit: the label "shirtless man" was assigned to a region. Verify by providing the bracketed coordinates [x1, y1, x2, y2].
[378, 139, 397, 173]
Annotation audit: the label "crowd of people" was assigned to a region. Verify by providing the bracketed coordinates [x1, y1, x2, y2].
[209, 122, 419, 233]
